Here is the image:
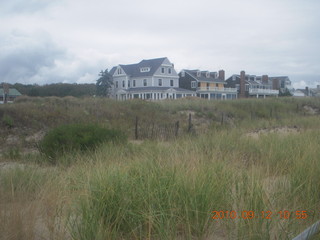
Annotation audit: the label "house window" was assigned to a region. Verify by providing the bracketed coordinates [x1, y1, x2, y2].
[143, 79, 147, 86]
[170, 79, 174, 87]
[117, 68, 122, 75]
[207, 83, 210, 89]
[181, 71, 185, 77]
[191, 81, 197, 88]
[122, 81, 125, 88]
[197, 71, 201, 77]
[161, 67, 165, 74]
[133, 80, 136, 87]
[216, 83, 219, 87]
[158, 79, 162, 86]
[206, 72, 210, 78]
[236, 84, 240, 91]
[115, 81, 118, 88]
[140, 67, 150, 72]
[168, 68, 172, 74]
[128, 80, 130, 88]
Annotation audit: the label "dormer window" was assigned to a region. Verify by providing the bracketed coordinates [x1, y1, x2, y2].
[197, 71, 201, 77]
[181, 71, 185, 77]
[140, 67, 150, 73]
[206, 72, 210, 78]
[117, 68, 122, 75]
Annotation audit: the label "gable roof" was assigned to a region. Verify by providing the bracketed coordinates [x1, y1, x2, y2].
[0, 88, 22, 96]
[113, 57, 168, 78]
[184, 70, 225, 83]
[269, 76, 289, 80]
[109, 67, 117, 76]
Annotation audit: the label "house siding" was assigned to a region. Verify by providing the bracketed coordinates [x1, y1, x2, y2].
[110, 57, 194, 100]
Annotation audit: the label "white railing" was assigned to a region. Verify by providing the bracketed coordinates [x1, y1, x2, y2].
[249, 88, 279, 95]
[197, 87, 237, 93]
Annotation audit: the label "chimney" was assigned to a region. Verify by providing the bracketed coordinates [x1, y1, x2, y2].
[262, 75, 269, 84]
[239, 71, 246, 98]
[218, 70, 225, 81]
[272, 78, 279, 90]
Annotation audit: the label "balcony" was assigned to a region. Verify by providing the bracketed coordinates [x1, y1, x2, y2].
[197, 87, 237, 93]
[249, 88, 279, 95]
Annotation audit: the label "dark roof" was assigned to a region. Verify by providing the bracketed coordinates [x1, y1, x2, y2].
[247, 80, 261, 85]
[0, 88, 22, 96]
[269, 76, 289, 80]
[184, 70, 225, 83]
[109, 67, 116, 76]
[114, 57, 168, 77]
[296, 89, 309, 95]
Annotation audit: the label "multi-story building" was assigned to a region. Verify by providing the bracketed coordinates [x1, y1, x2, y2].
[226, 71, 279, 98]
[269, 76, 293, 94]
[109, 57, 196, 100]
[179, 69, 237, 100]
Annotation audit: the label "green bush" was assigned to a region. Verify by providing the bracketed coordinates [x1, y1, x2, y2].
[39, 124, 127, 163]
[2, 114, 14, 128]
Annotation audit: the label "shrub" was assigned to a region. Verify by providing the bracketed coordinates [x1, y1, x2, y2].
[39, 124, 126, 163]
[2, 114, 14, 128]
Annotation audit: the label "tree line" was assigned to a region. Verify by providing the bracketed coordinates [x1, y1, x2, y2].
[5, 70, 112, 98]
[9, 83, 96, 97]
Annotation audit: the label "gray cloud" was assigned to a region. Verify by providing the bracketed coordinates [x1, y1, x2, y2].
[0, 0, 319, 87]
[0, 31, 66, 83]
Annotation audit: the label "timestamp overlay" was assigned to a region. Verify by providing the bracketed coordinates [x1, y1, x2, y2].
[211, 210, 311, 220]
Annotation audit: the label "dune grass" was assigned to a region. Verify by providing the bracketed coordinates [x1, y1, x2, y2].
[0, 97, 320, 239]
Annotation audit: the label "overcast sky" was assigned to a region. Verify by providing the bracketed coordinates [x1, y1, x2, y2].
[1, 0, 319, 88]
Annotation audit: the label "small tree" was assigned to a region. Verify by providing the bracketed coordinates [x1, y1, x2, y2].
[96, 69, 113, 97]
[279, 88, 293, 97]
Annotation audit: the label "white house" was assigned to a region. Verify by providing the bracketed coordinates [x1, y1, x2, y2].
[109, 57, 196, 100]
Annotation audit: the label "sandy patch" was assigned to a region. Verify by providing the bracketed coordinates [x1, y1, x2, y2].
[246, 126, 300, 139]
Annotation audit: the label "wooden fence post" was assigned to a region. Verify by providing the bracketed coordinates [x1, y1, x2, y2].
[188, 113, 192, 132]
[135, 116, 138, 140]
[221, 113, 224, 125]
[175, 121, 179, 137]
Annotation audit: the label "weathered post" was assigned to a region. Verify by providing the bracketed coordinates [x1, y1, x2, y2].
[188, 113, 192, 132]
[175, 121, 179, 137]
[135, 116, 138, 140]
[221, 113, 224, 125]
[151, 122, 155, 139]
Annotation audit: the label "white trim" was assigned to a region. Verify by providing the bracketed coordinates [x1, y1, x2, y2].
[153, 75, 179, 78]
[140, 67, 150, 72]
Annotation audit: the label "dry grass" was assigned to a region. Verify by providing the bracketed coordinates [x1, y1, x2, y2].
[1, 97, 320, 239]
